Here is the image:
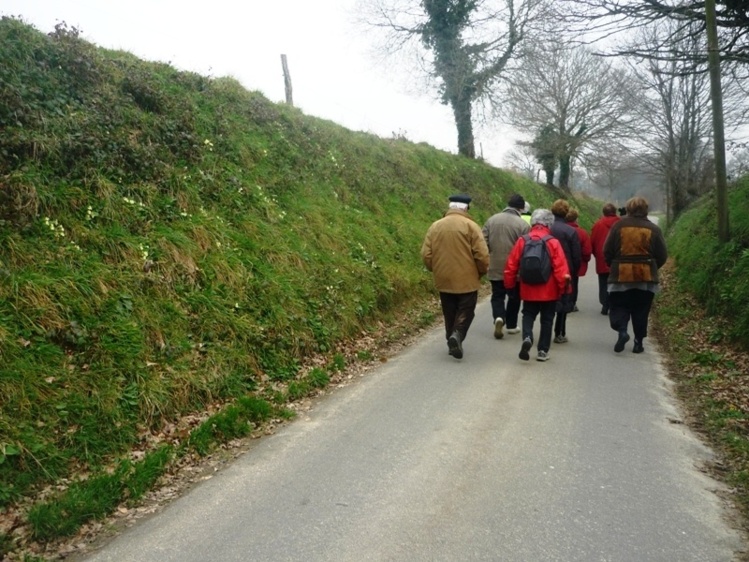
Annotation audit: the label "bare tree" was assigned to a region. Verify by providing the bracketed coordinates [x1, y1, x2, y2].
[727, 144, 749, 179]
[552, 0, 749, 68]
[627, 19, 748, 220]
[551, 0, 748, 241]
[499, 44, 638, 190]
[359, 0, 553, 158]
[537, 1, 747, 244]
[585, 148, 634, 201]
[633, 26, 713, 220]
[503, 141, 539, 179]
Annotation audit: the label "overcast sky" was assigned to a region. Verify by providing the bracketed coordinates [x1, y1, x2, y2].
[2, 0, 517, 165]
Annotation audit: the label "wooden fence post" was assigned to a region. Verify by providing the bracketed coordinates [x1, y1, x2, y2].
[281, 54, 293, 106]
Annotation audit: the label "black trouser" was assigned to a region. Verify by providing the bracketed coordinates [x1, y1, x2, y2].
[490, 280, 521, 329]
[554, 310, 567, 337]
[439, 291, 478, 341]
[608, 289, 655, 342]
[521, 300, 556, 353]
[598, 274, 610, 311]
[570, 274, 580, 305]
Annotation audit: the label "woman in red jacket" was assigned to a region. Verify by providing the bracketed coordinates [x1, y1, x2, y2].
[590, 203, 620, 315]
[505, 209, 571, 362]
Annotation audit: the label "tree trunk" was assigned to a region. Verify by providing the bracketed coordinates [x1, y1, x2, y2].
[705, 0, 730, 242]
[451, 94, 475, 158]
[544, 167, 555, 187]
[559, 154, 571, 190]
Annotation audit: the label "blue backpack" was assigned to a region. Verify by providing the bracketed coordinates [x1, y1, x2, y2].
[519, 235, 552, 284]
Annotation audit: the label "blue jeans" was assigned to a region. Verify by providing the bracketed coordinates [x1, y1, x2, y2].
[490, 280, 521, 329]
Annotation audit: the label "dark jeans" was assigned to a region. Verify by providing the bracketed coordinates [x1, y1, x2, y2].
[490, 280, 521, 329]
[570, 274, 580, 305]
[598, 274, 610, 311]
[554, 310, 567, 337]
[440, 291, 479, 341]
[608, 289, 655, 341]
[521, 300, 556, 353]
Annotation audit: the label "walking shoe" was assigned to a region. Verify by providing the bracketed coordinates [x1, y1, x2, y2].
[572, 305, 579, 312]
[448, 331, 463, 359]
[633, 340, 644, 353]
[553, 335, 568, 344]
[506, 327, 520, 334]
[519, 337, 532, 361]
[601, 307, 609, 315]
[536, 350, 549, 362]
[493, 317, 504, 339]
[614, 330, 630, 353]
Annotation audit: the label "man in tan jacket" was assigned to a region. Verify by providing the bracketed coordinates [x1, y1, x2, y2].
[421, 193, 489, 359]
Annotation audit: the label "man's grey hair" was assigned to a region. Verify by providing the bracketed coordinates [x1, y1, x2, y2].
[531, 208, 554, 228]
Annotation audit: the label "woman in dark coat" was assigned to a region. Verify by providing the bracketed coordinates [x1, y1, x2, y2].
[564, 208, 592, 313]
[549, 199, 581, 344]
[603, 197, 668, 353]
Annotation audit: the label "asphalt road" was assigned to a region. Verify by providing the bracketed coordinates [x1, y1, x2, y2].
[80, 275, 746, 562]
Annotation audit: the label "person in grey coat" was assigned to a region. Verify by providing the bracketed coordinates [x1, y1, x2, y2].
[482, 193, 530, 339]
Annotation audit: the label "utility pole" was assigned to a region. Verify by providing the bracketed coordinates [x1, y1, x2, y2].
[281, 54, 293, 106]
[705, 0, 730, 242]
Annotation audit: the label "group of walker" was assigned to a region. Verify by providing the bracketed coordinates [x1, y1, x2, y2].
[420, 193, 668, 362]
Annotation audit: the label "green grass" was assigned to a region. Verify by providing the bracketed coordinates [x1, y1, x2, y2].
[666, 177, 749, 346]
[27, 446, 173, 543]
[186, 397, 279, 456]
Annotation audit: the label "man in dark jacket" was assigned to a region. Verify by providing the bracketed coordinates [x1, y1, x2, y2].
[604, 197, 668, 353]
[591, 203, 620, 315]
[550, 199, 581, 343]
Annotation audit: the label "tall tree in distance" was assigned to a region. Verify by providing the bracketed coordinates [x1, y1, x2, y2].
[420, 0, 485, 158]
[360, 0, 552, 158]
[622, 17, 748, 221]
[530, 125, 558, 187]
[499, 44, 637, 190]
[629, 21, 716, 221]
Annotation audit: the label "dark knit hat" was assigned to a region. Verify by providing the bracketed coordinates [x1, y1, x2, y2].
[508, 193, 525, 209]
[448, 193, 472, 204]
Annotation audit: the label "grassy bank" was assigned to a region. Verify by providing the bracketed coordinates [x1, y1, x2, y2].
[0, 17, 602, 558]
[653, 176, 749, 543]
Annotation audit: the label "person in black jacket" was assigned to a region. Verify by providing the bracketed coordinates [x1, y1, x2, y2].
[550, 199, 581, 344]
[604, 196, 668, 353]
